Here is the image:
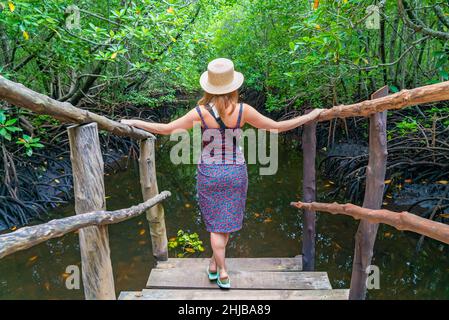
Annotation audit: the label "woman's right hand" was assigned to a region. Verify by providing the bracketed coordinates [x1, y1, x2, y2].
[308, 108, 326, 118]
[120, 119, 139, 127]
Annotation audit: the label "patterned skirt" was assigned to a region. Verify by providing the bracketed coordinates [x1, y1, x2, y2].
[196, 163, 248, 233]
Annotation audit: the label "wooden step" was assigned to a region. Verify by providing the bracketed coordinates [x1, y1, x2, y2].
[119, 289, 349, 300]
[156, 257, 302, 272]
[147, 269, 331, 290]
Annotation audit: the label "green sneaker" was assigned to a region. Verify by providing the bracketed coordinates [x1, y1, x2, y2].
[207, 266, 218, 281]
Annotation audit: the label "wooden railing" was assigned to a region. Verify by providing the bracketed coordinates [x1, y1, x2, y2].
[291, 201, 449, 246]
[0, 191, 171, 259]
[1, 75, 449, 300]
[0, 75, 170, 300]
[294, 82, 449, 300]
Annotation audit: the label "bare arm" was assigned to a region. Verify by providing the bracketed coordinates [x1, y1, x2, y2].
[120, 108, 200, 135]
[243, 104, 325, 132]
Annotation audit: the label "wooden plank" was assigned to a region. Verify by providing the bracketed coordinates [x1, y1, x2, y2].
[119, 289, 349, 300]
[156, 257, 302, 272]
[147, 269, 331, 290]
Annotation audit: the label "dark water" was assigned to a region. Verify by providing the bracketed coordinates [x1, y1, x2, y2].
[1, 136, 448, 300]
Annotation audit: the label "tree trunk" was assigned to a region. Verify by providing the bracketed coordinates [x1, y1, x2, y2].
[349, 86, 389, 300]
[69, 61, 106, 106]
[301, 110, 317, 271]
[139, 138, 168, 261]
[67, 122, 116, 300]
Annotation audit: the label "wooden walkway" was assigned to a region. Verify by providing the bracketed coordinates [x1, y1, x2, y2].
[119, 257, 349, 300]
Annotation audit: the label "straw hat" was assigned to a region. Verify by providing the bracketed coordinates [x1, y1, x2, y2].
[200, 58, 244, 95]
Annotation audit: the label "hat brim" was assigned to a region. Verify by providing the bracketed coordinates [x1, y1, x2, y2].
[199, 71, 244, 95]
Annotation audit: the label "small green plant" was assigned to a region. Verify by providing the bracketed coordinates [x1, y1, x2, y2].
[425, 106, 449, 116]
[168, 230, 205, 258]
[0, 111, 22, 141]
[395, 118, 418, 136]
[16, 134, 44, 156]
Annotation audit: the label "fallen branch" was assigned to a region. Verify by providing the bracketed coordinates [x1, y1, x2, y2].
[0, 191, 171, 259]
[290, 200, 449, 245]
[0, 75, 154, 140]
[311, 81, 449, 124]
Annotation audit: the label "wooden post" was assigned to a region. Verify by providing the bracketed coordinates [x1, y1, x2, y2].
[67, 123, 116, 300]
[301, 110, 317, 271]
[139, 138, 168, 261]
[349, 86, 389, 300]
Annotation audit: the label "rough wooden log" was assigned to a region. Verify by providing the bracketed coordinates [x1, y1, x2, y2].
[350, 86, 388, 300]
[0, 191, 171, 259]
[290, 201, 449, 245]
[67, 123, 115, 300]
[139, 138, 168, 261]
[308, 80, 449, 123]
[0, 75, 154, 140]
[301, 109, 317, 271]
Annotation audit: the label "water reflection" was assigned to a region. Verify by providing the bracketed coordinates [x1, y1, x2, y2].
[0, 137, 448, 299]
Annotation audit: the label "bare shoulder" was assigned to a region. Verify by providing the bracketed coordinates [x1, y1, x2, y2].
[182, 106, 201, 120]
[241, 102, 255, 113]
[196, 104, 208, 113]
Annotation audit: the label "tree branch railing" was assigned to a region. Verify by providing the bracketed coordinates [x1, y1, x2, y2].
[0, 191, 171, 260]
[291, 201, 449, 245]
[293, 82, 449, 300]
[2, 76, 449, 135]
[309, 80, 449, 124]
[0, 75, 154, 140]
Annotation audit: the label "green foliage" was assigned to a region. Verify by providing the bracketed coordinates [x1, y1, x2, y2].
[0, 0, 212, 97]
[394, 118, 418, 136]
[124, 91, 177, 108]
[16, 134, 44, 156]
[168, 229, 205, 258]
[1, 0, 449, 159]
[207, 0, 449, 112]
[0, 111, 22, 141]
[3, 0, 447, 113]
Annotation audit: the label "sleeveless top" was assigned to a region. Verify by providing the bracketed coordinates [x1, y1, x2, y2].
[195, 103, 245, 165]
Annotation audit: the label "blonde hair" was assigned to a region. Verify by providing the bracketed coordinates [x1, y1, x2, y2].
[198, 90, 239, 119]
